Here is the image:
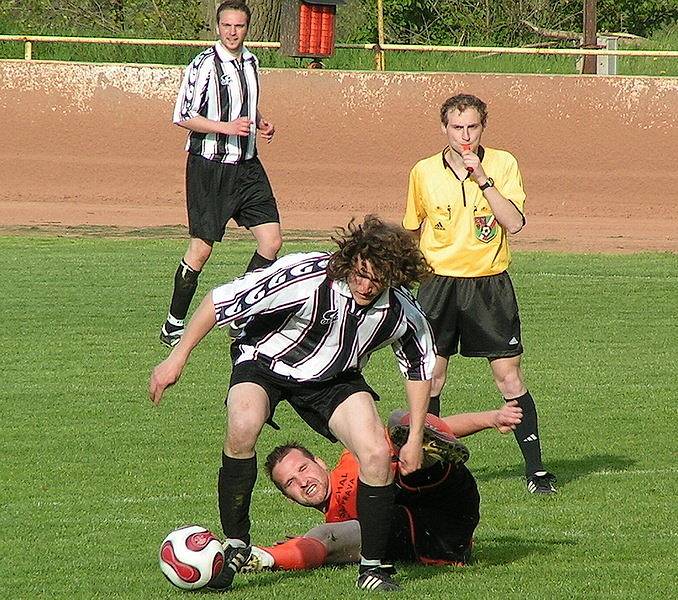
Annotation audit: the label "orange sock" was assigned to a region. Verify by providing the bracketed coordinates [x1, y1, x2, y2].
[262, 537, 328, 570]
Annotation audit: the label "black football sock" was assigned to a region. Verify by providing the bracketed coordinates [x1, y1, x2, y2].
[357, 480, 395, 568]
[428, 394, 441, 416]
[507, 390, 544, 476]
[168, 260, 200, 321]
[218, 453, 257, 544]
[245, 251, 275, 273]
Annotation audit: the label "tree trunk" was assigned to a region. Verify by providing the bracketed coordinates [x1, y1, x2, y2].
[200, 0, 281, 41]
[247, 0, 282, 42]
[200, 0, 218, 40]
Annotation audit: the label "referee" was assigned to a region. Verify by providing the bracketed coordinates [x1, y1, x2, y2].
[403, 94, 556, 495]
[149, 216, 436, 592]
[160, 0, 282, 348]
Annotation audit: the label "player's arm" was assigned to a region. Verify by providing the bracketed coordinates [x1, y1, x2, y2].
[172, 58, 253, 137]
[402, 165, 425, 236]
[398, 378, 430, 475]
[148, 293, 216, 406]
[256, 109, 275, 141]
[442, 400, 523, 437]
[176, 115, 253, 137]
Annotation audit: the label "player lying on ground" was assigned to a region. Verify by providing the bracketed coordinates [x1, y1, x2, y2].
[236, 402, 522, 574]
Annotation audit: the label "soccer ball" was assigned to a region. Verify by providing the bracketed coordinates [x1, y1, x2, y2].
[159, 525, 224, 590]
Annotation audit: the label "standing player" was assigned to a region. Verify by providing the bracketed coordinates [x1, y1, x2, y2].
[160, 0, 282, 348]
[149, 216, 435, 592]
[403, 93, 556, 494]
[237, 402, 523, 576]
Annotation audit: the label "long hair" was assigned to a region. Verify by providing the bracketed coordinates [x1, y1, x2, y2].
[327, 215, 431, 289]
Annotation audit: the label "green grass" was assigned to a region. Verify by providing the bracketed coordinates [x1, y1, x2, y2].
[1, 25, 677, 76]
[1, 236, 676, 599]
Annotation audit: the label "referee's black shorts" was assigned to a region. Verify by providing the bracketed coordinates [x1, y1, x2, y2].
[185, 153, 279, 243]
[417, 271, 523, 359]
[228, 360, 379, 442]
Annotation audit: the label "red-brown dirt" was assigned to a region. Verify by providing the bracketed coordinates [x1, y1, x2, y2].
[1, 62, 676, 252]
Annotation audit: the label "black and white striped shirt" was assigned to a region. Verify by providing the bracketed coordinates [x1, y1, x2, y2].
[173, 42, 260, 163]
[212, 252, 436, 382]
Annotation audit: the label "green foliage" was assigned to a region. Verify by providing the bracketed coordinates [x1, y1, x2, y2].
[597, 0, 678, 37]
[341, 0, 677, 46]
[0, 0, 205, 38]
[1, 234, 677, 598]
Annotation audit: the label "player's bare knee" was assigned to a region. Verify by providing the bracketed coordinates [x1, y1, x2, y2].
[259, 236, 282, 258]
[494, 370, 524, 398]
[355, 441, 392, 483]
[224, 424, 260, 457]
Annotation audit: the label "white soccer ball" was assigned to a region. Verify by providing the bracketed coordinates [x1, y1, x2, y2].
[159, 525, 225, 590]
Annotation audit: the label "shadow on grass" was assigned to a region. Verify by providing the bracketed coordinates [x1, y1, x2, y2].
[472, 453, 636, 487]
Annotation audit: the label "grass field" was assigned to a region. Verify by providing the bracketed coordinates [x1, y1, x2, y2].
[1, 235, 676, 599]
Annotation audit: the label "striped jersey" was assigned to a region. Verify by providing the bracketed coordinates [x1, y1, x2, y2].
[173, 42, 260, 163]
[211, 252, 436, 382]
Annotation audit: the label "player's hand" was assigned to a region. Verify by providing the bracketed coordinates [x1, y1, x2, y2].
[225, 116, 254, 137]
[398, 439, 423, 475]
[257, 119, 275, 142]
[494, 400, 523, 433]
[149, 356, 185, 406]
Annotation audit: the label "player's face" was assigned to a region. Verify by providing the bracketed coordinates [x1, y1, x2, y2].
[272, 449, 331, 508]
[348, 258, 385, 306]
[217, 9, 249, 54]
[442, 108, 484, 154]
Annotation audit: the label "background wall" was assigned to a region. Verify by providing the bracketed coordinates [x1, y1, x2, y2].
[1, 60, 676, 251]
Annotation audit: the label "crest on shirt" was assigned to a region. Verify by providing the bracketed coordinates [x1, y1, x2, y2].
[220, 73, 231, 86]
[321, 310, 339, 325]
[474, 215, 498, 243]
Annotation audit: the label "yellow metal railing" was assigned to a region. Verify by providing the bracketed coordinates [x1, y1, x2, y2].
[1, 33, 677, 71]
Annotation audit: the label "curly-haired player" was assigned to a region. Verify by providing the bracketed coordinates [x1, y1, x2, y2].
[149, 215, 436, 592]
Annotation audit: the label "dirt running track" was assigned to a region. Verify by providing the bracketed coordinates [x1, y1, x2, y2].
[1, 61, 677, 252]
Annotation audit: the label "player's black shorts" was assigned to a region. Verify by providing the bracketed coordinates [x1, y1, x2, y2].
[228, 360, 379, 442]
[185, 153, 279, 243]
[417, 271, 523, 359]
[386, 462, 480, 564]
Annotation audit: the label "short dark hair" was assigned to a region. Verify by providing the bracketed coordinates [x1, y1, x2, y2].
[264, 442, 316, 492]
[327, 215, 431, 289]
[440, 94, 488, 127]
[217, 0, 251, 25]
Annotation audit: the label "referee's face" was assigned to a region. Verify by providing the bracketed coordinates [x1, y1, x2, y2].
[348, 258, 385, 306]
[218, 9, 249, 54]
[442, 107, 484, 155]
[272, 450, 331, 508]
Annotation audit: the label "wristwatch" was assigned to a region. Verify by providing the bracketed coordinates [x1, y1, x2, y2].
[479, 177, 494, 191]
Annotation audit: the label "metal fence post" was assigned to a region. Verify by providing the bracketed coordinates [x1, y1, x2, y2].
[376, 0, 385, 71]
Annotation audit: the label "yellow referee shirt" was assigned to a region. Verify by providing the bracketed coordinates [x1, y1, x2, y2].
[403, 146, 526, 277]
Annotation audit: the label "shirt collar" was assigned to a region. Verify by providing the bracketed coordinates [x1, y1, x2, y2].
[332, 279, 391, 310]
[215, 41, 254, 63]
